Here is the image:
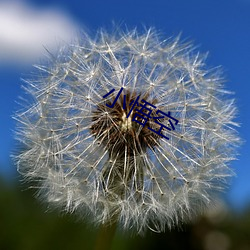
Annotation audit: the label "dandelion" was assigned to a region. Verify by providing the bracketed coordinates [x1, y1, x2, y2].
[14, 27, 240, 234]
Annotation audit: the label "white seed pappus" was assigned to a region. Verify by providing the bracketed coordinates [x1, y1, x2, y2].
[14, 28, 240, 233]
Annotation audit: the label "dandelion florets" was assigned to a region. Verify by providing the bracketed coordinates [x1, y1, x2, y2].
[14, 28, 240, 233]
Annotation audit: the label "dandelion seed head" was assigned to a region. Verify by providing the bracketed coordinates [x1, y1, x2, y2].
[14, 27, 240, 233]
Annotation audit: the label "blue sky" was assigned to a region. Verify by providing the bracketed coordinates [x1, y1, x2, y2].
[0, 0, 249, 210]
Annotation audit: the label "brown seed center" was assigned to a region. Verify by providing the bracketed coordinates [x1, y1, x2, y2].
[90, 89, 161, 160]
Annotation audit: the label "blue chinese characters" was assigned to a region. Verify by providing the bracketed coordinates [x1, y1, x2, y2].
[102, 87, 179, 140]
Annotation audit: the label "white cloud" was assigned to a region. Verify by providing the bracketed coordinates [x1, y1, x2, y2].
[0, 1, 78, 65]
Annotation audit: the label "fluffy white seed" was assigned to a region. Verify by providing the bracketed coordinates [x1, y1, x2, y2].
[14, 28, 240, 233]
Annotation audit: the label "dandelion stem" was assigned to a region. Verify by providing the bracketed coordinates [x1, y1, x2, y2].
[94, 221, 117, 250]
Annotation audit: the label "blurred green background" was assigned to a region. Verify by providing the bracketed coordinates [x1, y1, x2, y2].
[1, 175, 250, 250]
